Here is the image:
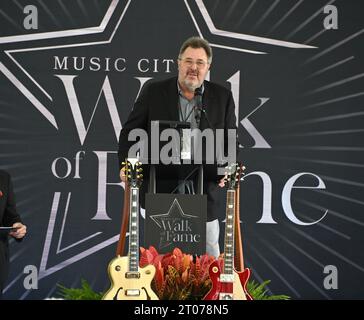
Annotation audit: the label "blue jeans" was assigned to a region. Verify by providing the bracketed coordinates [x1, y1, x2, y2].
[206, 219, 220, 258]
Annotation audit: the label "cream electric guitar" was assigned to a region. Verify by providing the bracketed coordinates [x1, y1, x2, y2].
[103, 158, 158, 300]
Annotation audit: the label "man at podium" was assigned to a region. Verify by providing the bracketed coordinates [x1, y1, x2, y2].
[118, 36, 238, 258]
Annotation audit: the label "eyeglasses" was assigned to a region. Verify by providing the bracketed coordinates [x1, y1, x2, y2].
[179, 58, 209, 68]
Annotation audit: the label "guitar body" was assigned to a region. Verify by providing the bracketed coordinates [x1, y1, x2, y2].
[103, 256, 158, 300]
[204, 260, 252, 300]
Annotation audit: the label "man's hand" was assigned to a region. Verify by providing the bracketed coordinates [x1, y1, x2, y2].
[120, 166, 126, 182]
[9, 222, 27, 239]
[218, 175, 226, 188]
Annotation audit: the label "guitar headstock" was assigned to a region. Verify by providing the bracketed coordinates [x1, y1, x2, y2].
[224, 163, 246, 190]
[122, 158, 143, 188]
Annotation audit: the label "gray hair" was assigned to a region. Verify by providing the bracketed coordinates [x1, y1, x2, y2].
[178, 36, 213, 64]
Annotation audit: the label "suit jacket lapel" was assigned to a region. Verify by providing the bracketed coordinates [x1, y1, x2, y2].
[201, 81, 215, 130]
[164, 77, 179, 121]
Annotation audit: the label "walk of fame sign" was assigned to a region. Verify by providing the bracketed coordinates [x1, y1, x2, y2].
[145, 194, 207, 255]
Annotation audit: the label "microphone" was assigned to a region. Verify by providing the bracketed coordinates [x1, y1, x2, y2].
[194, 86, 214, 130]
[194, 86, 203, 97]
[194, 87, 203, 128]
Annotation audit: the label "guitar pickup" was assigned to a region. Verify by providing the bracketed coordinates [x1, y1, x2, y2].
[125, 272, 140, 279]
[125, 289, 141, 296]
[220, 274, 234, 282]
[220, 293, 233, 300]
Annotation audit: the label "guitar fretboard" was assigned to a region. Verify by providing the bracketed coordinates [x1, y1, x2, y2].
[223, 190, 235, 275]
[128, 187, 139, 272]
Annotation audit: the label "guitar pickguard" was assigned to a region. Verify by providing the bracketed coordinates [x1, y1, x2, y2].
[203, 260, 251, 300]
[102, 256, 158, 300]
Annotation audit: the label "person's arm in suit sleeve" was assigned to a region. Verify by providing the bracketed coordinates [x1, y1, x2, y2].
[2, 175, 21, 227]
[3, 174, 26, 240]
[118, 83, 150, 170]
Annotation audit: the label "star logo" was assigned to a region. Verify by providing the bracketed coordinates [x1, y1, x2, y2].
[150, 198, 198, 249]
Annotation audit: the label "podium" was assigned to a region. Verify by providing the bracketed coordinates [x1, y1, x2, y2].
[142, 121, 223, 255]
[144, 164, 223, 255]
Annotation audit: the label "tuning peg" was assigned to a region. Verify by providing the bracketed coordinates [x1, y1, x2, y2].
[121, 161, 126, 166]
[137, 174, 143, 179]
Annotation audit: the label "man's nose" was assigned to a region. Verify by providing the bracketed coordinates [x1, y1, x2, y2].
[189, 63, 198, 70]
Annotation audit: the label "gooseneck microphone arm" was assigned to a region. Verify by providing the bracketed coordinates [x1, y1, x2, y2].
[194, 87, 202, 128]
[194, 86, 214, 130]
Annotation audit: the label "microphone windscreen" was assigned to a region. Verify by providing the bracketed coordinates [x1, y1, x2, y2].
[194, 86, 203, 96]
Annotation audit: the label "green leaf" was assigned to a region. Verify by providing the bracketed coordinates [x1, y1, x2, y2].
[247, 280, 290, 300]
[57, 279, 103, 300]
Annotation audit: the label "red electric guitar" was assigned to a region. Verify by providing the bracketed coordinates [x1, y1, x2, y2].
[204, 163, 252, 300]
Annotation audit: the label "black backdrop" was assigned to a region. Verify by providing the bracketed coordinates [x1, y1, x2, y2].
[0, 0, 363, 299]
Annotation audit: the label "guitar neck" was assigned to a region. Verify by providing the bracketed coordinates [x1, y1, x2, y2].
[234, 182, 245, 271]
[128, 187, 139, 272]
[223, 190, 235, 275]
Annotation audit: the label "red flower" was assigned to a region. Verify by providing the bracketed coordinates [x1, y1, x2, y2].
[139, 246, 215, 300]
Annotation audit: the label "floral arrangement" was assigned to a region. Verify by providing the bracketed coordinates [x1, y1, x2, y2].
[139, 246, 215, 300]
[57, 246, 290, 300]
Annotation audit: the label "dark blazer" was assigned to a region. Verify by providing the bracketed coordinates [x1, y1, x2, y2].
[118, 76, 238, 221]
[0, 170, 22, 292]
